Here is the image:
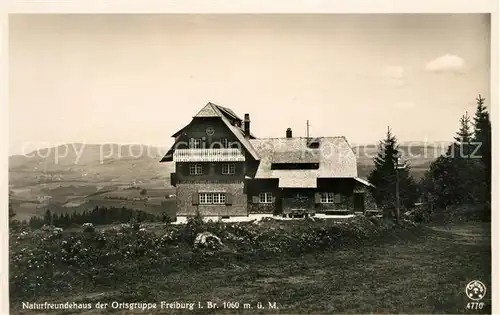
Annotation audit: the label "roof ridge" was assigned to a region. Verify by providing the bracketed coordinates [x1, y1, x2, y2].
[210, 102, 244, 121]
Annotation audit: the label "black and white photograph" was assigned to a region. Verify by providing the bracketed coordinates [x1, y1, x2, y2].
[7, 11, 495, 314]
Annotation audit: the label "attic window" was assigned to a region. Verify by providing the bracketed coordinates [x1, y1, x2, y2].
[307, 141, 320, 149]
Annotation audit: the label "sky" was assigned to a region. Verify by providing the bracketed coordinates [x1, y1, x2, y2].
[8, 14, 491, 156]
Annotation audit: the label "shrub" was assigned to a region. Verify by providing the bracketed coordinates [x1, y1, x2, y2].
[194, 232, 224, 250]
[9, 213, 420, 301]
[82, 223, 95, 233]
[183, 211, 205, 243]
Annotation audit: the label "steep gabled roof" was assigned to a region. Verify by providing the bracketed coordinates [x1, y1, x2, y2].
[196, 102, 256, 138]
[213, 105, 259, 160]
[161, 102, 259, 162]
[248, 137, 359, 188]
[172, 102, 256, 138]
[215, 104, 241, 121]
[193, 102, 221, 118]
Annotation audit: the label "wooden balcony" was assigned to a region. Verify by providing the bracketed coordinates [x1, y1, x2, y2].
[173, 148, 245, 162]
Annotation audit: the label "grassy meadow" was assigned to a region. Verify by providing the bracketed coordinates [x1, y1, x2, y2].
[9, 216, 490, 314]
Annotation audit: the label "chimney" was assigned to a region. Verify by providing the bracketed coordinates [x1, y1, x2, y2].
[244, 113, 250, 139]
[286, 128, 292, 138]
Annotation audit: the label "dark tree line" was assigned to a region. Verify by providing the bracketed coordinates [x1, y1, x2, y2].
[24, 206, 164, 229]
[368, 95, 491, 222]
[420, 95, 491, 221]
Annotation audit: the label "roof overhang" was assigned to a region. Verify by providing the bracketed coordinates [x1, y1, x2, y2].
[353, 177, 374, 187]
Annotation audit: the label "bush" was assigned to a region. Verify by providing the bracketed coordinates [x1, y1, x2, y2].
[183, 211, 205, 243]
[9, 214, 420, 301]
[82, 223, 95, 233]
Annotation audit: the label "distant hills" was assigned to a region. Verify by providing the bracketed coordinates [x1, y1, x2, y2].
[9, 141, 450, 189]
[9, 142, 448, 221]
[9, 144, 177, 221]
[9, 143, 175, 188]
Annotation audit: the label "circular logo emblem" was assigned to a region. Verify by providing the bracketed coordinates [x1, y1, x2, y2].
[466, 280, 486, 301]
[206, 127, 215, 136]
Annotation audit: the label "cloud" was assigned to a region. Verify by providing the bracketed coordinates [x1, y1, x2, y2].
[425, 54, 465, 73]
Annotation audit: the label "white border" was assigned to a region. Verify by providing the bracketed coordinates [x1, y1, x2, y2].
[2, 0, 496, 14]
[1, 1, 498, 314]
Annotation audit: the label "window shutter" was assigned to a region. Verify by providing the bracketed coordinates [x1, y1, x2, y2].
[334, 194, 342, 204]
[192, 192, 199, 205]
[271, 196, 276, 203]
[314, 192, 321, 204]
[252, 196, 259, 203]
[225, 193, 233, 205]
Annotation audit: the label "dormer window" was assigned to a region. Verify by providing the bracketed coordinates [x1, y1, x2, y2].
[307, 137, 321, 149]
[271, 163, 319, 170]
[307, 141, 320, 149]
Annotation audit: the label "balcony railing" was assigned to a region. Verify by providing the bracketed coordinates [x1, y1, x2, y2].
[173, 148, 245, 162]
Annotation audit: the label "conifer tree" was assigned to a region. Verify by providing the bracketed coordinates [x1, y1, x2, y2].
[422, 96, 490, 216]
[447, 111, 473, 158]
[472, 96, 491, 177]
[368, 127, 419, 217]
[472, 94, 491, 215]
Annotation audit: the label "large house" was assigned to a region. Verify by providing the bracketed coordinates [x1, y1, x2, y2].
[160, 102, 376, 218]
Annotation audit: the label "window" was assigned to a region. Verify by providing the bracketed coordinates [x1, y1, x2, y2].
[199, 192, 226, 205]
[189, 138, 202, 149]
[222, 163, 236, 175]
[320, 192, 342, 204]
[189, 163, 203, 175]
[213, 193, 226, 204]
[320, 192, 334, 203]
[221, 138, 229, 148]
[259, 192, 273, 203]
